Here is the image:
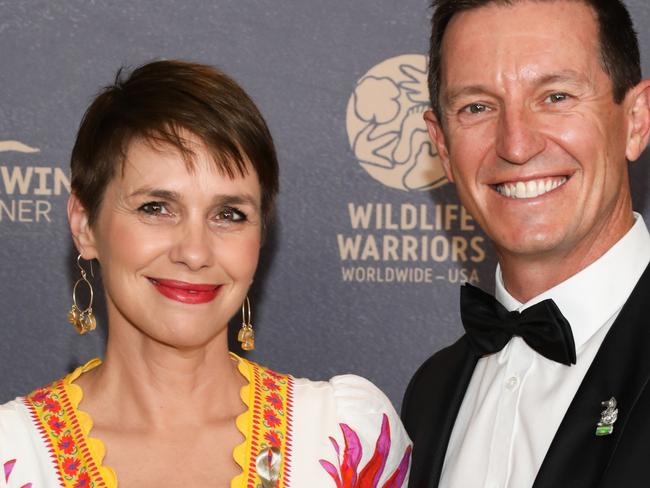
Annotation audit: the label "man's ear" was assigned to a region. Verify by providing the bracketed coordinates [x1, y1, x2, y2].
[625, 79, 650, 162]
[67, 194, 98, 260]
[424, 109, 454, 182]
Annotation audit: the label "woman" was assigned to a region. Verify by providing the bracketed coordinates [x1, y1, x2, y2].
[0, 60, 410, 487]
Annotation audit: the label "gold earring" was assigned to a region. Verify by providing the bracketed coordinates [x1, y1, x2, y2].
[67, 255, 97, 335]
[238, 296, 255, 351]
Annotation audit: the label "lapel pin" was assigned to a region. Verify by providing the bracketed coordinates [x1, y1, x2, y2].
[595, 397, 618, 436]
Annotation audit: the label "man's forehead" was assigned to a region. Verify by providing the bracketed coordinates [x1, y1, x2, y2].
[442, 0, 598, 48]
[439, 1, 601, 88]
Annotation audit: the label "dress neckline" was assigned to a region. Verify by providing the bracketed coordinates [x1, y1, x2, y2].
[24, 354, 295, 487]
[24, 358, 117, 487]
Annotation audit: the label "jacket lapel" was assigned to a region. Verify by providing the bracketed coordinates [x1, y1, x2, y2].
[404, 336, 478, 488]
[533, 263, 650, 488]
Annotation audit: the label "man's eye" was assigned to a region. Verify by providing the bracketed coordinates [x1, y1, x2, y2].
[138, 202, 170, 215]
[217, 207, 246, 222]
[462, 103, 488, 114]
[546, 93, 568, 104]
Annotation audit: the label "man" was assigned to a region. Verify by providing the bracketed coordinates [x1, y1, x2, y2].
[402, 1, 650, 487]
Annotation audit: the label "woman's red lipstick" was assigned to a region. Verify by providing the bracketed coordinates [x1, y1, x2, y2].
[149, 278, 220, 304]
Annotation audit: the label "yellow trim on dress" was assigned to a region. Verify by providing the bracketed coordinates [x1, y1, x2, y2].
[24, 358, 117, 487]
[25, 355, 293, 487]
[230, 353, 294, 488]
[232, 354, 254, 487]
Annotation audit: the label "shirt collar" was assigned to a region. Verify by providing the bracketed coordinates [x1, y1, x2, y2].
[495, 213, 650, 350]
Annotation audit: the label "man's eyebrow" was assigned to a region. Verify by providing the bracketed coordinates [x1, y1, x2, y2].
[535, 70, 590, 86]
[443, 70, 591, 108]
[443, 85, 492, 108]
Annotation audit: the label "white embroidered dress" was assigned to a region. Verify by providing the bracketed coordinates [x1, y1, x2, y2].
[0, 355, 411, 487]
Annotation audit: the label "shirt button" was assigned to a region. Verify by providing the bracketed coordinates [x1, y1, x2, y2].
[505, 375, 519, 390]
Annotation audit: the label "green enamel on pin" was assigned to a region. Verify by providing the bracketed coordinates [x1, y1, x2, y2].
[595, 397, 618, 437]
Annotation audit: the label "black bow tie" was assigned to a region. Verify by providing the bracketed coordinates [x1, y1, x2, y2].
[460, 283, 576, 366]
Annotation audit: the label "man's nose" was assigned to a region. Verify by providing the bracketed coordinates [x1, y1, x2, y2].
[495, 106, 545, 165]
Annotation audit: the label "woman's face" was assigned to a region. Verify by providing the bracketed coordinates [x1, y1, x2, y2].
[72, 134, 262, 348]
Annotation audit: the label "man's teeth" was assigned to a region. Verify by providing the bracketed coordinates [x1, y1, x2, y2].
[496, 177, 567, 199]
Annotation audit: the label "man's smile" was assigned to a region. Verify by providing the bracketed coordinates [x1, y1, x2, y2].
[494, 176, 569, 199]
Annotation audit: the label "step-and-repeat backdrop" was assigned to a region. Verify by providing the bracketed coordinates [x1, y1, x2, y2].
[1, 0, 649, 409]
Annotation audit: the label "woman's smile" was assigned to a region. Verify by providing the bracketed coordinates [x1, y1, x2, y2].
[148, 278, 222, 304]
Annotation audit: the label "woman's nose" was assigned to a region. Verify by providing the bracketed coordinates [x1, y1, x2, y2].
[169, 218, 214, 271]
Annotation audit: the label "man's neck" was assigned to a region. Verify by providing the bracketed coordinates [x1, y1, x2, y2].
[499, 214, 636, 303]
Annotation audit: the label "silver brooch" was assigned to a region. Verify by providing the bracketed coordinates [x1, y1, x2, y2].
[255, 447, 281, 488]
[595, 397, 618, 436]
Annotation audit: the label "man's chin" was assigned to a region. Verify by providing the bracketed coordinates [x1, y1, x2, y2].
[492, 229, 569, 261]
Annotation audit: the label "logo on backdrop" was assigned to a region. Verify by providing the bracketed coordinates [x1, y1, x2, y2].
[0, 139, 70, 224]
[346, 54, 447, 192]
[339, 55, 486, 285]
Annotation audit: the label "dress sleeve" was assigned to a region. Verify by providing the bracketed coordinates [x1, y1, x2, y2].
[320, 375, 412, 488]
[0, 399, 39, 487]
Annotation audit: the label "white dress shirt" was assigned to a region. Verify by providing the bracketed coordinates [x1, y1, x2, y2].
[439, 213, 650, 488]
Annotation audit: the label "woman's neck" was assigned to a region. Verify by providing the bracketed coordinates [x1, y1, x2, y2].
[75, 325, 246, 431]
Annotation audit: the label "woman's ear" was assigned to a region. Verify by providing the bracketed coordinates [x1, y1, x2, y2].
[67, 194, 98, 259]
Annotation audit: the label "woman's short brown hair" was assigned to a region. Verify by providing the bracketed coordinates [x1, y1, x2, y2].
[70, 59, 279, 228]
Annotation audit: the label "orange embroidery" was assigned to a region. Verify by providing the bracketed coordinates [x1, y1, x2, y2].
[24, 382, 106, 488]
[244, 361, 294, 487]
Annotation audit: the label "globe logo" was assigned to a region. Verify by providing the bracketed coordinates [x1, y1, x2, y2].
[346, 54, 447, 191]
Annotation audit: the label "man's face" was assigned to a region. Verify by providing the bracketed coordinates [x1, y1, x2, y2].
[427, 1, 644, 267]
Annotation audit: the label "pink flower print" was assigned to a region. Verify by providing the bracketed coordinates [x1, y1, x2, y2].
[48, 416, 66, 434]
[4, 459, 16, 482]
[58, 434, 75, 455]
[381, 447, 412, 488]
[266, 393, 283, 409]
[4, 459, 35, 487]
[264, 430, 282, 448]
[63, 457, 81, 476]
[74, 472, 91, 487]
[319, 414, 412, 488]
[264, 408, 282, 428]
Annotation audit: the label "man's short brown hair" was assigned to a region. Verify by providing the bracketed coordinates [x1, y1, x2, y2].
[428, 0, 641, 119]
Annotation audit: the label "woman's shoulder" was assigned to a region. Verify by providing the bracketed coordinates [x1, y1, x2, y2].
[0, 396, 30, 424]
[0, 396, 62, 485]
[235, 354, 397, 415]
[293, 372, 397, 416]
[236, 354, 412, 486]
[0, 396, 35, 449]
[289, 372, 412, 486]
[1, 361, 114, 486]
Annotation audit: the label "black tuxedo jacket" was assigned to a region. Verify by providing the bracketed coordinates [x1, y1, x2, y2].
[402, 263, 650, 488]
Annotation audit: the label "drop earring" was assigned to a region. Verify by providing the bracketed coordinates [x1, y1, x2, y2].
[238, 296, 255, 351]
[67, 255, 97, 335]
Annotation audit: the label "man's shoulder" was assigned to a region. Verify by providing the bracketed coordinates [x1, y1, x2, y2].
[401, 336, 474, 413]
[407, 335, 472, 383]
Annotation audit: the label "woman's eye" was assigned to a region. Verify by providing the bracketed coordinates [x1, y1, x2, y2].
[216, 207, 246, 222]
[462, 103, 489, 115]
[138, 202, 170, 215]
[546, 92, 569, 104]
